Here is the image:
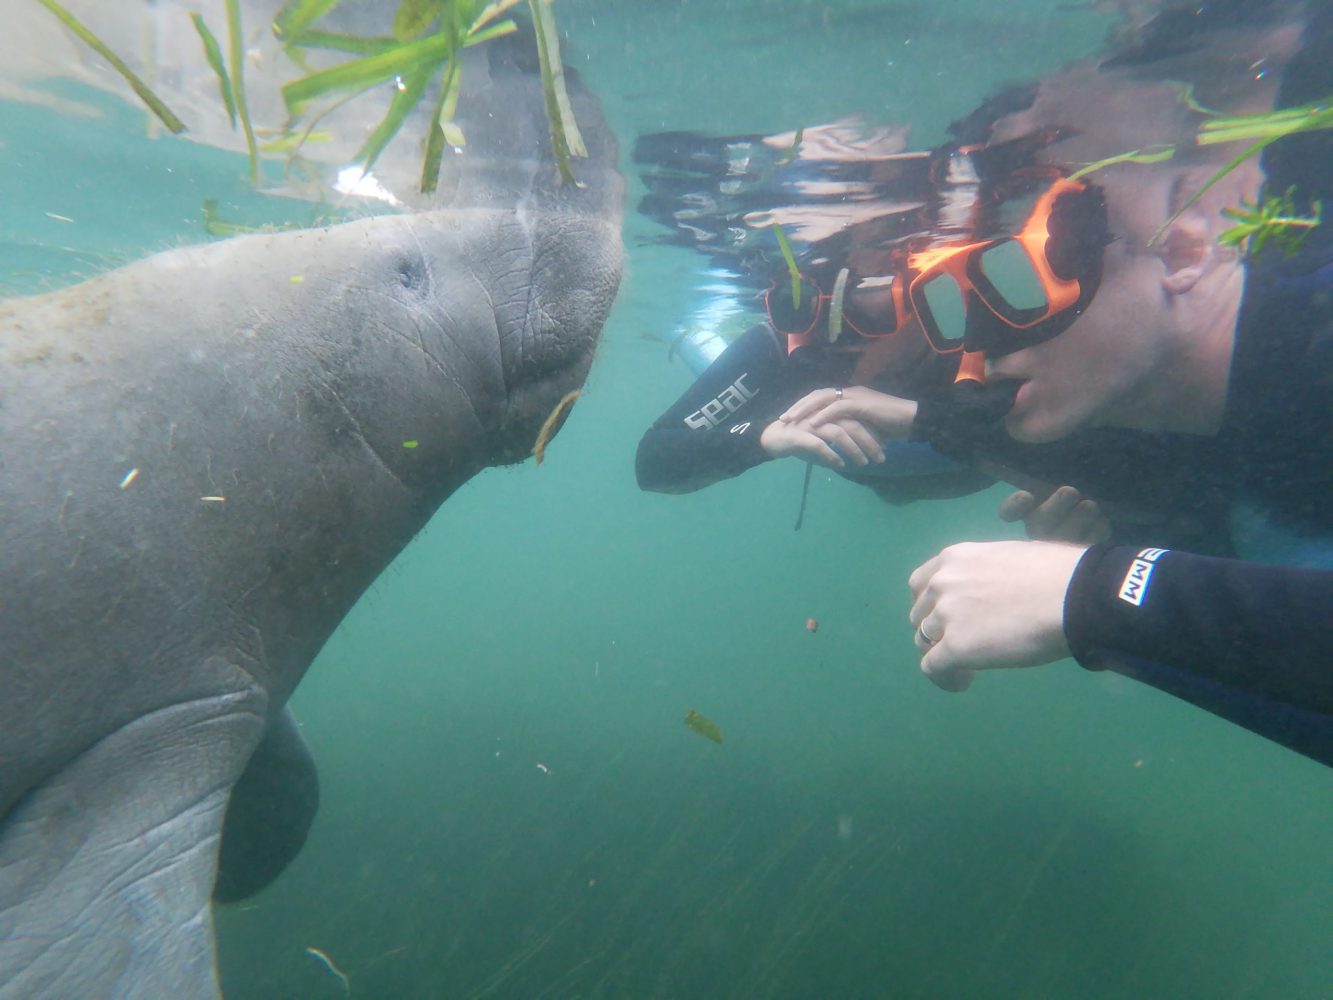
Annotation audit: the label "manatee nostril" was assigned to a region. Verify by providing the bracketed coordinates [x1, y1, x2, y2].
[395, 257, 427, 292]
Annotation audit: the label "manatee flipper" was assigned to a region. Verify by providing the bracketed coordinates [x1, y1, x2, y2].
[213, 706, 320, 904]
[0, 678, 266, 1000]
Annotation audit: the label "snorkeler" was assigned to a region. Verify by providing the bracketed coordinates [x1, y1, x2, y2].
[880, 1, 1333, 764]
[637, 0, 1332, 763]
[635, 137, 1232, 549]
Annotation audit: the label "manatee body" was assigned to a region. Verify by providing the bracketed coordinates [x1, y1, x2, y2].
[0, 10, 623, 997]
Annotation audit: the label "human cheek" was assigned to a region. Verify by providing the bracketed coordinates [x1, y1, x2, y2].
[997, 337, 1103, 442]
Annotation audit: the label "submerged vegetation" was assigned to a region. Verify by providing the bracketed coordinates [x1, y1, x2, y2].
[39, 0, 586, 196]
[771, 222, 802, 310]
[1073, 92, 1331, 256]
[531, 389, 581, 466]
[1218, 187, 1322, 258]
[36, 0, 186, 134]
[1180, 97, 1329, 255]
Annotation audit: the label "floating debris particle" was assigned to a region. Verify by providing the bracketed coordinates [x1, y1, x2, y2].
[118, 468, 140, 489]
[684, 708, 723, 744]
[805, 617, 818, 633]
[200, 496, 226, 503]
[402, 440, 419, 449]
[536, 762, 550, 774]
[531, 389, 581, 465]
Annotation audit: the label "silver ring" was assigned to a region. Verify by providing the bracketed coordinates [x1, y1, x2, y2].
[917, 624, 938, 646]
[835, 388, 844, 400]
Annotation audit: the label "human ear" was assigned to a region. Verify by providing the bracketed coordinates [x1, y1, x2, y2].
[1156, 215, 1211, 295]
[1157, 162, 1257, 295]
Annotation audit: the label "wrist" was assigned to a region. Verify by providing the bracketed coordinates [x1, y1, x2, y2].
[759, 420, 784, 457]
[885, 397, 919, 439]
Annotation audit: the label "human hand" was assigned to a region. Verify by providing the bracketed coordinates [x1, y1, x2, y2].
[906, 540, 1087, 693]
[998, 486, 1113, 544]
[779, 385, 918, 439]
[760, 406, 885, 468]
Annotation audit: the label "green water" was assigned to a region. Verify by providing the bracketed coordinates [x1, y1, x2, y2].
[219, 4, 1331, 996]
[5, 1, 1329, 997]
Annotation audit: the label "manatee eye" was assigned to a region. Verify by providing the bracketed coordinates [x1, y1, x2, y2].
[395, 256, 427, 292]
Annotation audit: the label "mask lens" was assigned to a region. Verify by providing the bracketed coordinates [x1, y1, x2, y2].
[976, 240, 1049, 311]
[841, 276, 901, 337]
[975, 242, 1045, 317]
[766, 278, 820, 335]
[917, 273, 967, 351]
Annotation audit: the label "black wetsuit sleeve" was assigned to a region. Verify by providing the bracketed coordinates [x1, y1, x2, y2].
[635, 325, 824, 493]
[909, 380, 1020, 457]
[1064, 545, 1333, 717]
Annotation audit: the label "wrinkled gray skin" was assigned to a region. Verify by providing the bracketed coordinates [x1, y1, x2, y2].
[0, 12, 623, 998]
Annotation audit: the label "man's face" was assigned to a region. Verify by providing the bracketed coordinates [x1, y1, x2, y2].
[983, 168, 1196, 443]
[985, 239, 1171, 443]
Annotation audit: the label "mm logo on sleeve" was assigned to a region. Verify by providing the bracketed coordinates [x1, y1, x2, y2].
[1117, 547, 1169, 607]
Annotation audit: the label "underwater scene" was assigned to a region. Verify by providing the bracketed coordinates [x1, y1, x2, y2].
[0, 1, 1329, 998]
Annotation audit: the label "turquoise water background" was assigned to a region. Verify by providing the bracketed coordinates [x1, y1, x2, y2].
[4, 2, 1330, 997]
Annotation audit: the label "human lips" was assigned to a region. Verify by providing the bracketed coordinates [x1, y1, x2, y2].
[1010, 378, 1035, 415]
[982, 367, 1032, 418]
[984, 360, 1029, 392]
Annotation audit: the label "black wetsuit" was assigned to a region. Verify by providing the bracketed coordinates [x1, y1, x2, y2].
[1057, 228, 1333, 766]
[636, 324, 1230, 546]
[635, 324, 995, 504]
[1065, 546, 1333, 765]
[636, 243, 1332, 765]
[635, 325, 801, 495]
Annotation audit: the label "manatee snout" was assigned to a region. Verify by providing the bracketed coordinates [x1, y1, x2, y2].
[488, 212, 624, 464]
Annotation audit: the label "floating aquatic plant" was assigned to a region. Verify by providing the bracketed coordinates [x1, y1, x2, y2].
[771, 222, 802, 310]
[528, 0, 587, 185]
[1149, 95, 1331, 251]
[41, 0, 587, 197]
[278, 0, 526, 191]
[191, 13, 236, 129]
[187, 3, 260, 183]
[776, 126, 805, 167]
[37, 0, 185, 134]
[224, 0, 261, 185]
[531, 388, 581, 465]
[1067, 144, 1175, 182]
[1067, 94, 1330, 257]
[277, 0, 585, 193]
[1217, 188, 1322, 257]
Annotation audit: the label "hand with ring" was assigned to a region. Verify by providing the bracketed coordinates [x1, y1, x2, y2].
[779, 385, 918, 440]
[760, 386, 887, 468]
[906, 540, 1088, 692]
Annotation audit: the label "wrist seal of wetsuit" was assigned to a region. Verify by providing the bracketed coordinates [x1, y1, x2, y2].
[909, 379, 1021, 452]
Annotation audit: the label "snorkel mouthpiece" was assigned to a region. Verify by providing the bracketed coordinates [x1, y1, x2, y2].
[955, 350, 987, 384]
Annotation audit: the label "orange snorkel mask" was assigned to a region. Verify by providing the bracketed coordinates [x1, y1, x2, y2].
[906, 177, 1109, 360]
[766, 266, 912, 354]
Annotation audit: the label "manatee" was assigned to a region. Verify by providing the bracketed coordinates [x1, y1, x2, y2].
[0, 4, 623, 996]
